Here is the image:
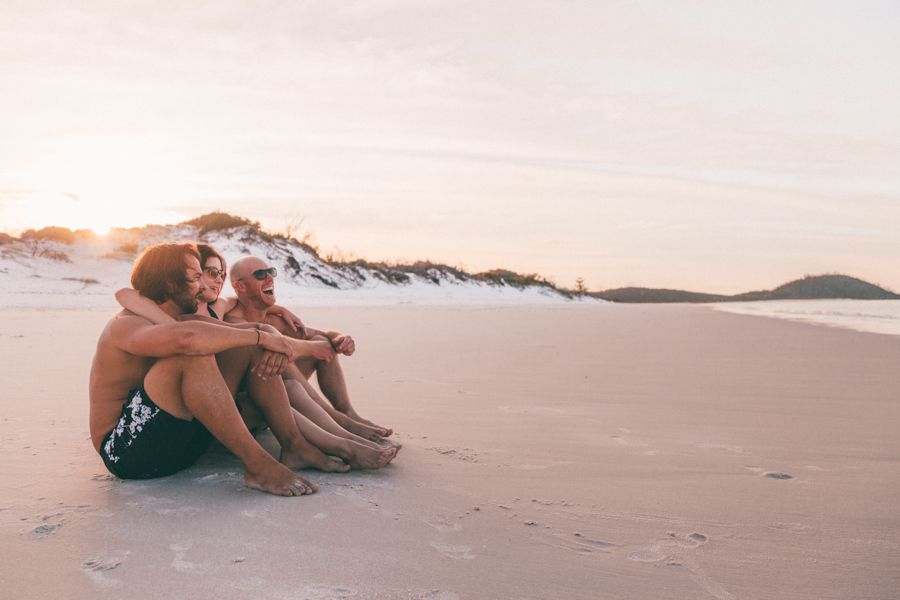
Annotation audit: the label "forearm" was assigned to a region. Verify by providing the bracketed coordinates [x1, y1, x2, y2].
[178, 321, 262, 355]
[303, 326, 340, 340]
[286, 337, 332, 358]
[178, 313, 262, 330]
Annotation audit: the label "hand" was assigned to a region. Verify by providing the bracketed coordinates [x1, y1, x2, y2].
[331, 334, 355, 356]
[270, 306, 307, 337]
[305, 339, 336, 362]
[250, 350, 290, 379]
[258, 330, 297, 362]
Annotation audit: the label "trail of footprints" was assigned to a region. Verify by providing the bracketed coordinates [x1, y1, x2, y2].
[423, 495, 711, 568]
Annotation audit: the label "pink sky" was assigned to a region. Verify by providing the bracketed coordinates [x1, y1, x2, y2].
[1, 1, 898, 293]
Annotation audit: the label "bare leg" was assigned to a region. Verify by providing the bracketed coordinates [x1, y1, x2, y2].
[282, 379, 383, 448]
[296, 354, 393, 437]
[217, 347, 348, 474]
[143, 355, 314, 497]
[290, 375, 394, 443]
[287, 407, 397, 470]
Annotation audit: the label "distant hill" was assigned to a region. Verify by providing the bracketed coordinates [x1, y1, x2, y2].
[593, 275, 899, 303]
[592, 288, 730, 303]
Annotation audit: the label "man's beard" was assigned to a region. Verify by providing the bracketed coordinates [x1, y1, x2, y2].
[172, 287, 200, 314]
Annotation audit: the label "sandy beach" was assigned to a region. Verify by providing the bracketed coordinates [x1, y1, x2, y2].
[1, 304, 898, 599]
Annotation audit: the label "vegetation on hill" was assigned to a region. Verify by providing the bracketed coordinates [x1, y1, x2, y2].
[593, 275, 899, 303]
[732, 275, 897, 301]
[181, 212, 260, 237]
[177, 213, 573, 295]
[593, 288, 729, 303]
[20, 226, 79, 244]
[2, 213, 896, 301]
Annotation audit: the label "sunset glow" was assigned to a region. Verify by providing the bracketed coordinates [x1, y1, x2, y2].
[1, 1, 898, 292]
[18, 144, 187, 235]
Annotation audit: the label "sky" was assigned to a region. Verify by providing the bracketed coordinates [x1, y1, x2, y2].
[1, 0, 899, 293]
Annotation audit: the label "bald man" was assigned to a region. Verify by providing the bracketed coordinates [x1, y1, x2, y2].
[226, 255, 395, 444]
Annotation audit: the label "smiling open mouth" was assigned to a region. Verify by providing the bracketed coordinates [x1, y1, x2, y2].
[262, 286, 274, 296]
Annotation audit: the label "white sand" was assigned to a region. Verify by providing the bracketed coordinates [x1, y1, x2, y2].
[1, 304, 898, 599]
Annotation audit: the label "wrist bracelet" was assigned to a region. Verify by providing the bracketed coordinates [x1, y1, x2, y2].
[256, 329, 261, 345]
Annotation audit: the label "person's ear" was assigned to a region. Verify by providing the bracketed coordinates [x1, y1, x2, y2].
[233, 280, 245, 293]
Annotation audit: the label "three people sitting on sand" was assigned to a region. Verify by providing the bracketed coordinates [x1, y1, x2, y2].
[89, 242, 397, 496]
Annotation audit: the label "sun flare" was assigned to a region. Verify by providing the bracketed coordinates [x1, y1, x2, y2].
[22, 144, 188, 235]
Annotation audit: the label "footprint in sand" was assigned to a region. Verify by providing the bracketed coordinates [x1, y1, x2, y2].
[746, 466, 794, 480]
[426, 447, 479, 462]
[423, 591, 460, 600]
[299, 583, 358, 599]
[194, 471, 241, 484]
[30, 522, 62, 539]
[430, 540, 476, 560]
[170, 543, 202, 572]
[769, 522, 812, 532]
[156, 505, 204, 517]
[695, 443, 744, 454]
[630, 533, 735, 599]
[629, 532, 708, 563]
[609, 434, 647, 448]
[540, 531, 621, 555]
[82, 554, 127, 588]
[422, 515, 462, 533]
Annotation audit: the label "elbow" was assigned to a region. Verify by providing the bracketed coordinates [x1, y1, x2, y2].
[174, 330, 197, 354]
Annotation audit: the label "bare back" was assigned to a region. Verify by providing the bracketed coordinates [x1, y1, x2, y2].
[88, 311, 156, 451]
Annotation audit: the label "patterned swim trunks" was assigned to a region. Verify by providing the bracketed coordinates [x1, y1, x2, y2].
[100, 386, 213, 479]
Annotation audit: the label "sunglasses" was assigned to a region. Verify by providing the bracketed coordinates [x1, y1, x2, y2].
[251, 267, 277, 281]
[203, 266, 226, 281]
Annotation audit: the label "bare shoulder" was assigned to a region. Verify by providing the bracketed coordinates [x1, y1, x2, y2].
[224, 303, 247, 323]
[265, 313, 293, 334]
[108, 311, 154, 334]
[106, 311, 158, 346]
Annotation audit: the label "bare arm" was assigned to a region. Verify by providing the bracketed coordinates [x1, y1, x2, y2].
[177, 313, 263, 330]
[110, 314, 279, 358]
[115, 288, 176, 325]
[232, 312, 336, 362]
[267, 305, 306, 336]
[272, 320, 354, 356]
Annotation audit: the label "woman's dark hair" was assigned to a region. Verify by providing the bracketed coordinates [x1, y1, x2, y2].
[130, 242, 201, 304]
[197, 243, 226, 274]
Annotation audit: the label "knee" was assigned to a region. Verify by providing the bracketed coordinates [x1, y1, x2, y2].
[216, 345, 257, 363]
[153, 354, 216, 373]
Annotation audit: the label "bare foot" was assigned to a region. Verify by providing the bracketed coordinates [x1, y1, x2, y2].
[345, 411, 392, 437]
[345, 443, 398, 470]
[377, 438, 403, 450]
[335, 413, 390, 442]
[244, 460, 317, 496]
[280, 442, 350, 473]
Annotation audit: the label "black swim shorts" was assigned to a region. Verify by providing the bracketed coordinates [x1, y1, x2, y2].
[99, 386, 213, 479]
